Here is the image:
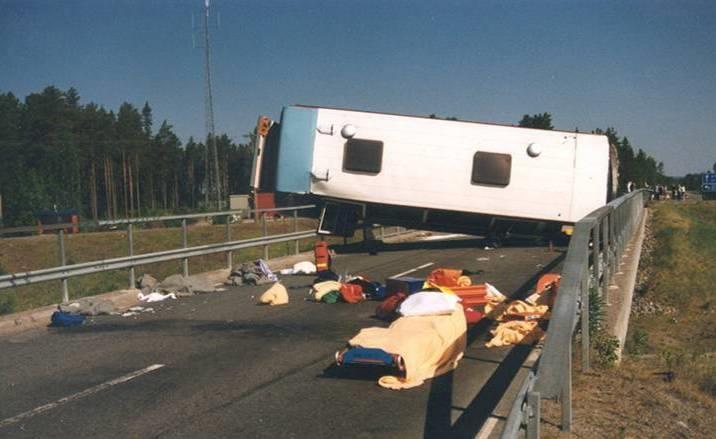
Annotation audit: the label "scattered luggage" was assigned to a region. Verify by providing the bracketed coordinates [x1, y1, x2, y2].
[335, 347, 406, 372]
[314, 240, 331, 272]
[258, 282, 289, 306]
[340, 283, 366, 304]
[314, 269, 340, 283]
[385, 277, 424, 297]
[375, 292, 408, 321]
[227, 259, 278, 286]
[347, 276, 384, 300]
[426, 268, 471, 288]
[397, 291, 460, 317]
[50, 310, 86, 327]
[321, 291, 341, 304]
[279, 261, 317, 275]
[345, 305, 467, 390]
[311, 281, 342, 302]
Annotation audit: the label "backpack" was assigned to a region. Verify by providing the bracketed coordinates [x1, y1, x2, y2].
[340, 283, 365, 304]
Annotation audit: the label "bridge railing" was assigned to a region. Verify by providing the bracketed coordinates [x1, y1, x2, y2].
[0, 206, 317, 304]
[501, 189, 650, 438]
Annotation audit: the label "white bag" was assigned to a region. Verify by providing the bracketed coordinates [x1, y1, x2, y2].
[397, 291, 460, 317]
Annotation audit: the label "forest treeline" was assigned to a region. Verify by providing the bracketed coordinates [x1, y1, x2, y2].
[0, 86, 704, 228]
[0, 86, 254, 227]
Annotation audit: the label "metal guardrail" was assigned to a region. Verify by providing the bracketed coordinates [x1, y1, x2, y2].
[0, 230, 316, 290]
[500, 190, 650, 438]
[96, 205, 316, 226]
[0, 223, 76, 236]
[0, 206, 317, 304]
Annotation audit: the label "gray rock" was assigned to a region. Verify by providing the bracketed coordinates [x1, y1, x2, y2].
[138, 273, 159, 290]
[59, 298, 116, 316]
[157, 274, 194, 296]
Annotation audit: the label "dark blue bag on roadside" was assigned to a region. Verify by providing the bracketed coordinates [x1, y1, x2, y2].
[50, 311, 85, 327]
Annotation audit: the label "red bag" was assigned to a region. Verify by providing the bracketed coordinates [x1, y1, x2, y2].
[375, 292, 407, 320]
[340, 283, 365, 304]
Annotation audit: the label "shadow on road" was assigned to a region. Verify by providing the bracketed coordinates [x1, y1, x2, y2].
[422, 252, 565, 438]
[332, 236, 553, 255]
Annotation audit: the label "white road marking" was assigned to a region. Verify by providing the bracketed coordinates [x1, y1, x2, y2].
[0, 364, 165, 429]
[418, 233, 470, 242]
[476, 415, 499, 439]
[391, 262, 434, 278]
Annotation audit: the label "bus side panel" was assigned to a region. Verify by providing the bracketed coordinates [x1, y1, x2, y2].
[308, 108, 581, 222]
[570, 136, 610, 219]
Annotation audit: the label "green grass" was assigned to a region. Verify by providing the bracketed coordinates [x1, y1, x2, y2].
[0, 217, 336, 314]
[627, 200, 716, 397]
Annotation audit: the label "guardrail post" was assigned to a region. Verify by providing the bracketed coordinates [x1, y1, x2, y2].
[561, 343, 573, 432]
[602, 216, 611, 304]
[294, 209, 300, 255]
[182, 219, 189, 277]
[58, 229, 69, 303]
[592, 221, 600, 294]
[128, 223, 135, 288]
[262, 214, 269, 260]
[225, 217, 232, 269]
[581, 272, 590, 372]
[527, 391, 541, 439]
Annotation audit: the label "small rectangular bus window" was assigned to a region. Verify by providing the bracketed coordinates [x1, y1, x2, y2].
[343, 139, 383, 174]
[471, 151, 511, 186]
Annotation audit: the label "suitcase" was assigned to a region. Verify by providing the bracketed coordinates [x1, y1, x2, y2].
[451, 285, 489, 308]
[385, 276, 424, 297]
[335, 347, 406, 373]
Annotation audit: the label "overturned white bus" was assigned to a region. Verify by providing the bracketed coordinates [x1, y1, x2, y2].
[251, 105, 617, 239]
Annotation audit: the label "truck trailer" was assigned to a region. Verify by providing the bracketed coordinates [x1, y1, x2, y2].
[251, 105, 616, 238]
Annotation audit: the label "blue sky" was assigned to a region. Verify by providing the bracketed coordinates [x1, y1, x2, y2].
[1, 0, 714, 176]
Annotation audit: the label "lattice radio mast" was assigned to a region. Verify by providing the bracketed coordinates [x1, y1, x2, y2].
[196, 0, 222, 209]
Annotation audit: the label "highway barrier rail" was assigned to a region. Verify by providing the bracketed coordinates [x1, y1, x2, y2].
[0, 205, 317, 303]
[500, 189, 650, 438]
[0, 205, 412, 306]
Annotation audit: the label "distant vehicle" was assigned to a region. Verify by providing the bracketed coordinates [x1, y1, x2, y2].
[702, 172, 716, 200]
[37, 208, 80, 234]
[251, 105, 617, 239]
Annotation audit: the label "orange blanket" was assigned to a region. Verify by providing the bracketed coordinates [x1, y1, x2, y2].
[348, 306, 467, 389]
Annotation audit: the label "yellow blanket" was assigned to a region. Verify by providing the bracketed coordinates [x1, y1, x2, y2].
[485, 320, 545, 348]
[485, 300, 550, 321]
[348, 306, 467, 390]
[258, 282, 289, 306]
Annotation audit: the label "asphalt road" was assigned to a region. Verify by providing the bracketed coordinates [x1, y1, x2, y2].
[0, 235, 564, 438]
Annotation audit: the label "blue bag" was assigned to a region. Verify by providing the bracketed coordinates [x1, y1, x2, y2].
[50, 311, 86, 327]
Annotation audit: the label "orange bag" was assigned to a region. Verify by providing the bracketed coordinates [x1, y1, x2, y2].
[340, 283, 365, 304]
[536, 273, 561, 295]
[314, 241, 331, 272]
[426, 269, 471, 287]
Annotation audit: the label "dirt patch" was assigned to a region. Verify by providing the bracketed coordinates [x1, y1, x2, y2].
[541, 359, 716, 438]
